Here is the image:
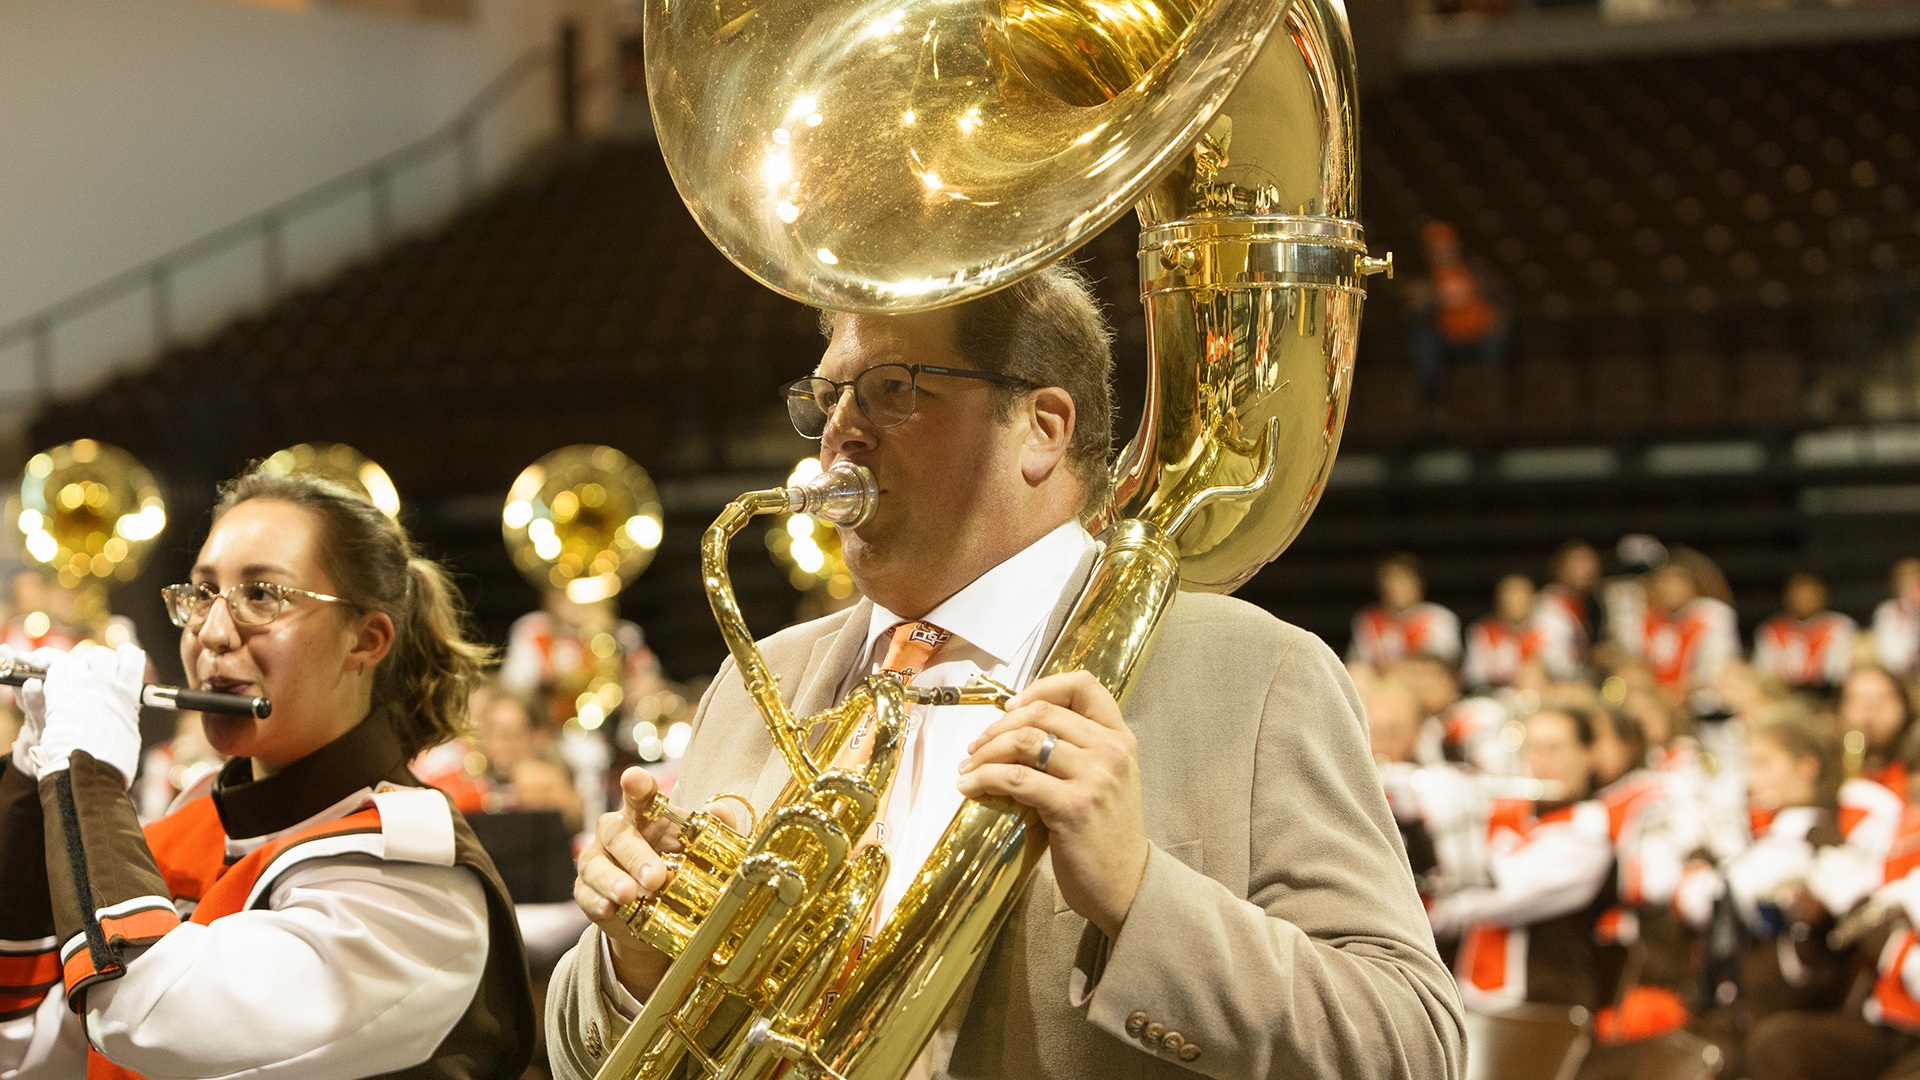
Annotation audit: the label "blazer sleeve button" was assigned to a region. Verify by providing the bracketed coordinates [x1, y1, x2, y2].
[1161, 1032, 1185, 1054]
[1144, 1023, 1166, 1046]
[1125, 1011, 1149, 1037]
[1178, 1043, 1203, 1062]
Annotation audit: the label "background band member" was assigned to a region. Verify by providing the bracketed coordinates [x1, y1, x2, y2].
[1349, 553, 1462, 671]
[1428, 706, 1616, 1013]
[1463, 573, 1544, 691]
[1875, 558, 1920, 680]
[0, 468, 535, 1079]
[1537, 541, 1602, 681]
[548, 267, 1465, 1079]
[1753, 573, 1857, 693]
[1842, 665, 1918, 795]
[1640, 560, 1740, 704]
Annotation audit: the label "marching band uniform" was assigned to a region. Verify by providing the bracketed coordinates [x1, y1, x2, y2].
[0, 702, 535, 1079]
[1588, 769, 1696, 1046]
[1676, 778, 1902, 1072]
[1753, 611, 1857, 692]
[1639, 597, 1740, 696]
[1461, 615, 1543, 691]
[1348, 602, 1461, 671]
[1378, 761, 1488, 904]
[1875, 589, 1920, 680]
[1428, 796, 1617, 1013]
[1533, 583, 1589, 683]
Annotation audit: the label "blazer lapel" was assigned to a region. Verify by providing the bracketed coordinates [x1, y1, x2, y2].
[746, 600, 875, 811]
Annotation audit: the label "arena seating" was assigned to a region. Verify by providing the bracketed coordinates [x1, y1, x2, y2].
[30, 34, 1920, 674]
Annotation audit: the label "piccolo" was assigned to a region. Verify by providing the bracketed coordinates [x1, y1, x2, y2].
[0, 655, 271, 719]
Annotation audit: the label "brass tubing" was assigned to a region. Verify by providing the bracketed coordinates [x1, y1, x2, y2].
[809, 521, 1185, 1079]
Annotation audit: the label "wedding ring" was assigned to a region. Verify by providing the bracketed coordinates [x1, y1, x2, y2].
[1034, 731, 1057, 775]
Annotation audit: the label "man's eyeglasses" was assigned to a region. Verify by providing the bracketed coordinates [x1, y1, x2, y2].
[161, 581, 349, 631]
[782, 363, 1038, 440]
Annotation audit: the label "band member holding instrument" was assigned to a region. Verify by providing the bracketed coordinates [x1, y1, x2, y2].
[0, 468, 535, 1079]
[549, 269, 1464, 1079]
[1842, 665, 1918, 795]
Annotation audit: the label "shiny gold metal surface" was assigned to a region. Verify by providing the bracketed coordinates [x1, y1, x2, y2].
[601, 0, 1385, 1073]
[502, 445, 665, 605]
[647, 0, 1308, 311]
[260, 443, 401, 518]
[12, 439, 167, 590]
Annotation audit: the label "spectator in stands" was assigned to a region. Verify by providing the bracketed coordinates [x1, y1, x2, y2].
[1875, 557, 1920, 678]
[1350, 553, 1462, 671]
[1464, 574, 1544, 691]
[1405, 220, 1511, 400]
[1840, 665, 1916, 796]
[1752, 573, 1857, 693]
[1536, 541, 1601, 681]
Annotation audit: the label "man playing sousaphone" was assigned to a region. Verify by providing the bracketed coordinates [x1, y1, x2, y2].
[547, 268, 1465, 1079]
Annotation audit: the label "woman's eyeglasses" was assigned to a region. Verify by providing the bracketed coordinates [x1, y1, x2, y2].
[161, 581, 348, 631]
[781, 363, 1037, 439]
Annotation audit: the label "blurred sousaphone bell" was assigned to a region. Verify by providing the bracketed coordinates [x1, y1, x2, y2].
[502, 446, 664, 604]
[260, 443, 401, 518]
[13, 439, 167, 587]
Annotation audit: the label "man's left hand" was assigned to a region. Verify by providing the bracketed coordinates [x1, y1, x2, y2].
[958, 670, 1149, 938]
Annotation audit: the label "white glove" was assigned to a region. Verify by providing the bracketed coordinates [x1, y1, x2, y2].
[1808, 844, 1886, 918]
[6, 646, 64, 778]
[33, 644, 146, 787]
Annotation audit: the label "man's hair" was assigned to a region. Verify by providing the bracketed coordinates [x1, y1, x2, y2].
[820, 263, 1117, 513]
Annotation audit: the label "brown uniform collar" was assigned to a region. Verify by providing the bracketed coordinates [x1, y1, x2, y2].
[211, 715, 410, 839]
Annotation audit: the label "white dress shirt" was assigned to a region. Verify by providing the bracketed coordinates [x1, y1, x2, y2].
[841, 521, 1095, 920]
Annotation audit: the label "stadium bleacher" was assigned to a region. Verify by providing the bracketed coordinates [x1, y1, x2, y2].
[30, 33, 1920, 674]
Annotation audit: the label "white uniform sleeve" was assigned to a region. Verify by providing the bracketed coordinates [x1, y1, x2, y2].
[1347, 614, 1370, 666]
[1427, 811, 1612, 937]
[1875, 601, 1917, 676]
[1692, 601, 1739, 685]
[85, 859, 489, 1080]
[0, 983, 87, 1080]
[1751, 623, 1780, 681]
[1429, 607, 1462, 665]
[499, 613, 548, 696]
[1460, 623, 1491, 690]
[1825, 616, 1858, 687]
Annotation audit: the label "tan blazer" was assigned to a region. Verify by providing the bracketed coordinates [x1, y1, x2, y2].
[548, 558, 1465, 1080]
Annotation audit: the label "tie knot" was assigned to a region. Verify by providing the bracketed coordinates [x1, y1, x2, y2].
[881, 620, 950, 682]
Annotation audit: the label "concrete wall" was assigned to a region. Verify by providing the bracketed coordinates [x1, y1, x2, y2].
[0, 0, 563, 410]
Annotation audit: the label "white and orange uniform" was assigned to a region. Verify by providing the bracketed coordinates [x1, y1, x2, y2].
[1532, 584, 1591, 681]
[1440, 695, 1521, 776]
[1461, 617, 1543, 690]
[1861, 806, 1920, 1033]
[1672, 779, 1902, 935]
[1347, 602, 1461, 670]
[1591, 771, 1695, 1044]
[1639, 597, 1739, 695]
[1875, 592, 1920, 679]
[1427, 797, 1613, 1011]
[1751, 611, 1857, 690]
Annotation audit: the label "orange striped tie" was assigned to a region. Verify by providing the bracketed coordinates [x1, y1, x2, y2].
[836, 621, 949, 770]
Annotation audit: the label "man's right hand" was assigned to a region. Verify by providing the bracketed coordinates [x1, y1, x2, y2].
[573, 766, 737, 997]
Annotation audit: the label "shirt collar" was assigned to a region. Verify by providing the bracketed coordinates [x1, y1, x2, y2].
[863, 521, 1094, 668]
[211, 712, 410, 839]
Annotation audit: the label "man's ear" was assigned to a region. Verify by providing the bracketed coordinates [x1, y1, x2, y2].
[348, 611, 397, 674]
[1020, 387, 1075, 486]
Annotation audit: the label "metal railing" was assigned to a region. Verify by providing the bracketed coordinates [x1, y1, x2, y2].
[0, 42, 561, 408]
